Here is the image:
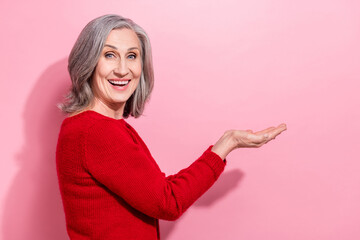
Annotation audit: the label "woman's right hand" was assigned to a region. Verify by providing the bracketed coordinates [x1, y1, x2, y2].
[211, 123, 287, 160]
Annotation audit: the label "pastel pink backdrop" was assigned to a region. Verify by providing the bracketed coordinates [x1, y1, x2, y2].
[1, 0, 359, 239]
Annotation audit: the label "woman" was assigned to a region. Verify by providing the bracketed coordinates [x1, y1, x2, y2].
[56, 14, 287, 240]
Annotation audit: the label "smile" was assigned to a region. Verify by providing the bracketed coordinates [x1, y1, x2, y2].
[108, 79, 131, 87]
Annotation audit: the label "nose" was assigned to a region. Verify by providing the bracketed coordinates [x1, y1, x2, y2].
[114, 59, 129, 76]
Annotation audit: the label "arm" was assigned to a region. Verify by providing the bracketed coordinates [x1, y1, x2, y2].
[84, 120, 225, 221]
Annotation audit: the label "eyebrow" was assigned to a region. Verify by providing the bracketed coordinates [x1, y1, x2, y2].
[104, 44, 140, 52]
[104, 44, 118, 50]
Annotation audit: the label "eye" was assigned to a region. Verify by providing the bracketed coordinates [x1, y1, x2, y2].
[105, 52, 115, 58]
[127, 53, 137, 59]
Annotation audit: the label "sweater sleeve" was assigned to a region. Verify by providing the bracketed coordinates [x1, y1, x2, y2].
[84, 119, 225, 220]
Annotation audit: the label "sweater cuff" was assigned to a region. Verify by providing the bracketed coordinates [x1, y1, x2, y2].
[201, 145, 226, 180]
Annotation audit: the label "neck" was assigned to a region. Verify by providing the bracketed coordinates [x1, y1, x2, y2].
[89, 97, 125, 120]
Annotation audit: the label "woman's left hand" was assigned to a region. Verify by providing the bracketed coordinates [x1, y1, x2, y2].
[211, 123, 287, 160]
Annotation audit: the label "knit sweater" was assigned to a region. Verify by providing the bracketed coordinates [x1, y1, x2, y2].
[56, 110, 226, 240]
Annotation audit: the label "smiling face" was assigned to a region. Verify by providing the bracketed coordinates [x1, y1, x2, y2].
[90, 28, 142, 118]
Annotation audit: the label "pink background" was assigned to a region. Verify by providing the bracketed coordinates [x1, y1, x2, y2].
[1, 0, 360, 239]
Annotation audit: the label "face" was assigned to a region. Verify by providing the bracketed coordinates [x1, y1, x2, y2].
[91, 28, 142, 114]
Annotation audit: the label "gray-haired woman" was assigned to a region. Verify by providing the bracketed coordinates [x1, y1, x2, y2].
[56, 14, 287, 240]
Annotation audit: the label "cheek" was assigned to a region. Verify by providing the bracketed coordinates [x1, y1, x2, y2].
[131, 60, 142, 78]
[92, 66, 111, 92]
[93, 72, 106, 91]
[96, 64, 111, 78]
[95, 57, 115, 77]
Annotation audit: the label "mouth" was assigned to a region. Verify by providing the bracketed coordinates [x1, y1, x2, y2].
[108, 79, 131, 87]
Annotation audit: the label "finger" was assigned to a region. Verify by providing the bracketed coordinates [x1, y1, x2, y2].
[254, 126, 276, 136]
[266, 124, 287, 142]
[276, 123, 287, 133]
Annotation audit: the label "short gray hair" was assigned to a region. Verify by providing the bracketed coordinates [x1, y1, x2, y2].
[59, 14, 154, 118]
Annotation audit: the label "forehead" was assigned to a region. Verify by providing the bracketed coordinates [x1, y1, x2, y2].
[105, 28, 141, 49]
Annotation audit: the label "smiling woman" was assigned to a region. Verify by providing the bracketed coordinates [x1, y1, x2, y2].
[56, 14, 286, 240]
[59, 14, 154, 118]
[91, 28, 142, 119]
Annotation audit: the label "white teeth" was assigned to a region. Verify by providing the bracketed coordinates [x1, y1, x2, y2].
[109, 80, 130, 85]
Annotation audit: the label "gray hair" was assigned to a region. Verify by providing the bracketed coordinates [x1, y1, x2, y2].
[59, 14, 154, 118]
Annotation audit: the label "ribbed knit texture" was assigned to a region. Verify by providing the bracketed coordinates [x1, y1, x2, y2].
[56, 110, 226, 240]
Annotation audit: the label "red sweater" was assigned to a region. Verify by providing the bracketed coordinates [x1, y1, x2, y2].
[56, 110, 225, 239]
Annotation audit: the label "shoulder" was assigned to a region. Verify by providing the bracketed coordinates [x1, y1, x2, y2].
[59, 110, 138, 147]
[60, 111, 102, 134]
[59, 111, 126, 140]
[79, 112, 135, 145]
